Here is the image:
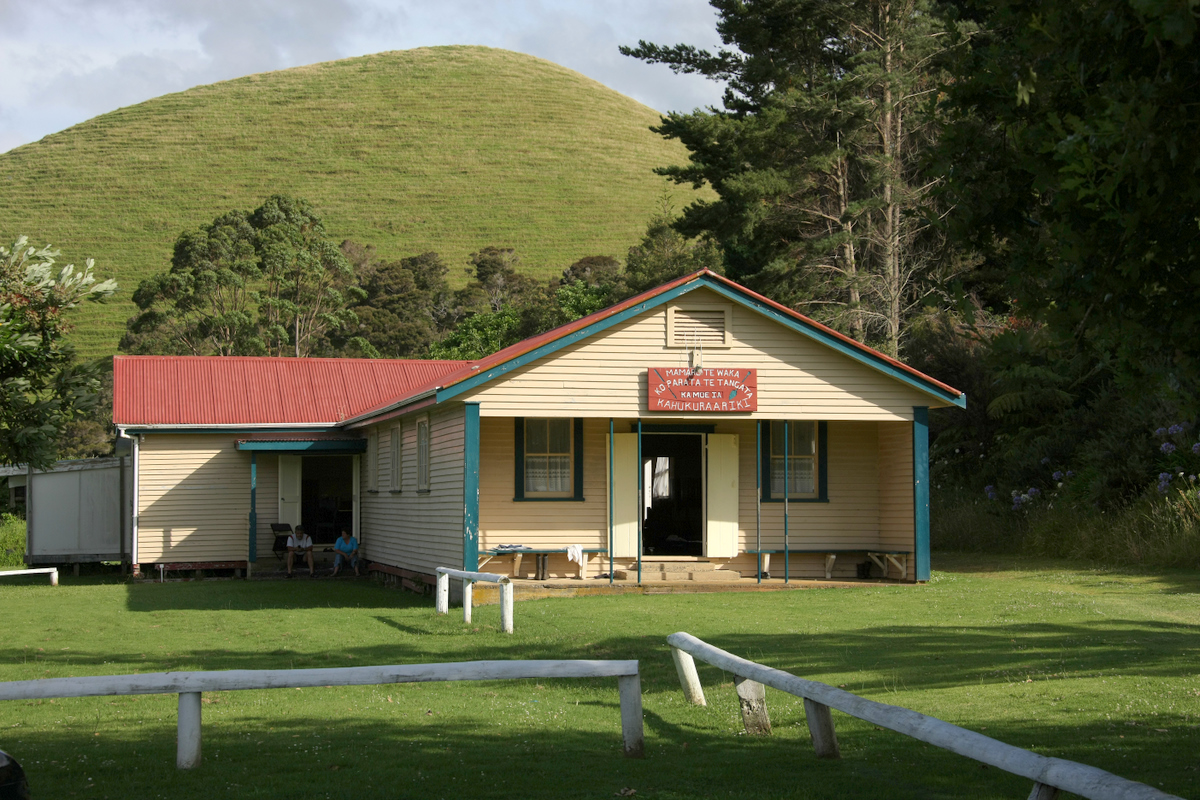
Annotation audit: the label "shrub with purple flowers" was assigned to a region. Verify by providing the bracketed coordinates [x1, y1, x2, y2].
[983, 460, 1075, 513]
[1149, 421, 1200, 495]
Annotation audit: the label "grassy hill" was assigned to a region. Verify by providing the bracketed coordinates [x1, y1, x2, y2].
[0, 46, 707, 357]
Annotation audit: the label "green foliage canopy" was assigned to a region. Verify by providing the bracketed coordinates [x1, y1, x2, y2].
[936, 0, 1200, 385]
[122, 196, 362, 358]
[1, 238, 116, 468]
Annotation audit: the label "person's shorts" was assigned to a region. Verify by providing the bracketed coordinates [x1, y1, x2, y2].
[334, 553, 359, 568]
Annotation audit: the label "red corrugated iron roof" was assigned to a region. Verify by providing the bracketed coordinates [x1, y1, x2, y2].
[114, 356, 467, 426]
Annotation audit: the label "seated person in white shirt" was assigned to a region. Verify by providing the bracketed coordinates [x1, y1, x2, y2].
[286, 525, 315, 578]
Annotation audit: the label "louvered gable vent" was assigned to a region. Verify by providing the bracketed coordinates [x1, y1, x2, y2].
[673, 308, 726, 346]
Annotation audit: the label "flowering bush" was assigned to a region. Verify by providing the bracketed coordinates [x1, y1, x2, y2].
[984, 464, 1069, 513]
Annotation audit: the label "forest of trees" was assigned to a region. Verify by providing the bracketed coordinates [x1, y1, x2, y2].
[9, 0, 1200, 565]
[618, 0, 1200, 566]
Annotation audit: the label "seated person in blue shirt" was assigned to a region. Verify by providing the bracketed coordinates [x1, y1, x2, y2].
[332, 528, 361, 577]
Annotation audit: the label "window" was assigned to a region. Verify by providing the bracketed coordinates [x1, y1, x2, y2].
[761, 421, 828, 502]
[367, 431, 379, 492]
[389, 426, 402, 493]
[416, 416, 430, 493]
[667, 304, 732, 348]
[514, 418, 584, 501]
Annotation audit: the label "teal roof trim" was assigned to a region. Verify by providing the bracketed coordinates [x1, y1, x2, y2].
[235, 439, 366, 453]
[434, 281, 703, 403]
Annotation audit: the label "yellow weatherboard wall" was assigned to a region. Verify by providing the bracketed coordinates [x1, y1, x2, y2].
[358, 405, 466, 576]
[137, 434, 278, 562]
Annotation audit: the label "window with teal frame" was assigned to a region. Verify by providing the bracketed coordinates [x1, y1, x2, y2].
[514, 418, 584, 501]
[761, 420, 828, 502]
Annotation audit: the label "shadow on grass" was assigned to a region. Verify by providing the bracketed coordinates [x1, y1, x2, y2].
[4, 619, 1197, 693]
[123, 578, 431, 612]
[2, 704, 1192, 800]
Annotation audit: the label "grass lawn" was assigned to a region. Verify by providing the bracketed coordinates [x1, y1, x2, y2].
[0, 554, 1197, 799]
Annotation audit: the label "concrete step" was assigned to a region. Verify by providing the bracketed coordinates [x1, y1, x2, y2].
[613, 568, 741, 582]
[640, 560, 717, 572]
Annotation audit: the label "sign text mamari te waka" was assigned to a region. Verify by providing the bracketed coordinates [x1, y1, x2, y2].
[647, 368, 757, 412]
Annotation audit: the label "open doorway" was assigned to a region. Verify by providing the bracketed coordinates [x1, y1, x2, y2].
[301, 456, 353, 545]
[641, 434, 703, 556]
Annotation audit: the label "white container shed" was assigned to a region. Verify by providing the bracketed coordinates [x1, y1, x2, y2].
[0, 457, 132, 565]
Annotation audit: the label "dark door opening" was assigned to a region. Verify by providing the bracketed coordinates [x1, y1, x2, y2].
[641, 434, 703, 556]
[301, 456, 353, 545]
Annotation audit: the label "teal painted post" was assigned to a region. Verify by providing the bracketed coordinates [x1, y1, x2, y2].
[783, 420, 789, 584]
[463, 403, 481, 572]
[608, 417, 614, 586]
[636, 418, 643, 585]
[913, 407, 930, 581]
[755, 421, 762, 585]
[248, 451, 257, 563]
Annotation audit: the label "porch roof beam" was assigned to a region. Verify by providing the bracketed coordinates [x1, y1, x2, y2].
[234, 440, 366, 453]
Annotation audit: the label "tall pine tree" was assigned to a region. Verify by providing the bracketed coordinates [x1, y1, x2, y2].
[623, 0, 958, 354]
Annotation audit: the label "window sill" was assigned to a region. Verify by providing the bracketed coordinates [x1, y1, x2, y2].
[366, 490, 379, 494]
[388, 490, 401, 495]
[417, 489, 431, 495]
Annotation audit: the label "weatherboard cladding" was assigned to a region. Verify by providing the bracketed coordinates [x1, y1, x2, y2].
[113, 356, 466, 426]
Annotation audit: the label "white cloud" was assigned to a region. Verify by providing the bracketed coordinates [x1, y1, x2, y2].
[0, 0, 727, 153]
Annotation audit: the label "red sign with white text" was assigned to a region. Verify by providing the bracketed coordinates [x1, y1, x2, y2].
[647, 367, 757, 412]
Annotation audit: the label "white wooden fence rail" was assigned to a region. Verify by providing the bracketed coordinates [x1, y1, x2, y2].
[435, 567, 514, 633]
[0, 659, 644, 769]
[667, 632, 1181, 800]
[0, 568, 58, 586]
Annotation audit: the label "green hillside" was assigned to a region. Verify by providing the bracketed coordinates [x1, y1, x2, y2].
[0, 46, 705, 357]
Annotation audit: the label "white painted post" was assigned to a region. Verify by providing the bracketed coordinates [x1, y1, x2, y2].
[49, 568, 58, 587]
[462, 580, 473, 624]
[500, 581, 514, 634]
[177, 692, 202, 769]
[436, 571, 449, 614]
[734, 675, 771, 734]
[670, 646, 706, 706]
[1028, 783, 1060, 800]
[617, 673, 644, 758]
[803, 697, 840, 759]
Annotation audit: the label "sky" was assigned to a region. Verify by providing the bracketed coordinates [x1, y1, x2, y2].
[0, 0, 729, 154]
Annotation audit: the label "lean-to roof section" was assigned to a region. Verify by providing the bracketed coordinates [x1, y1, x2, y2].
[114, 356, 467, 426]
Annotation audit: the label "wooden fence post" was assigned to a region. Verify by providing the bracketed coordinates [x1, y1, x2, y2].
[734, 676, 771, 734]
[177, 692, 202, 769]
[463, 580, 473, 624]
[617, 673, 644, 758]
[803, 698, 840, 759]
[670, 646, 706, 706]
[436, 572, 449, 614]
[500, 582, 514, 634]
